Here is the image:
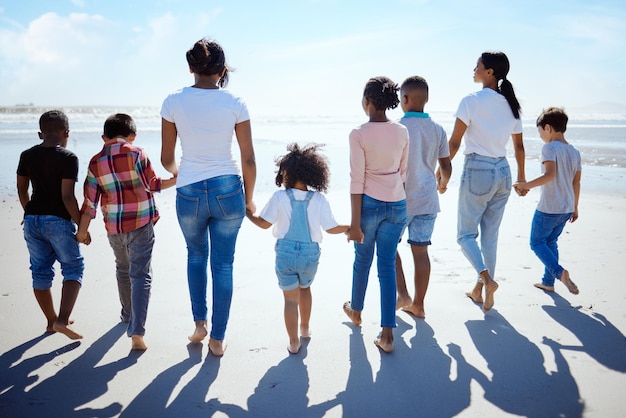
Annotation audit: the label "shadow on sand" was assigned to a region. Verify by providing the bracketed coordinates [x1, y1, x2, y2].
[466, 310, 585, 417]
[542, 292, 626, 373]
[0, 323, 141, 418]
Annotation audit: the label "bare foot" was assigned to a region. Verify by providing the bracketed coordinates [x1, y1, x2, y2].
[402, 304, 425, 318]
[465, 291, 483, 304]
[482, 282, 499, 312]
[343, 301, 362, 326]
[559, 270, 579, 295]
[188, 321, 208, 343]
[374, 338, 394, 353]
[396, 295, 412, 310]
[47, 319, 74, 333]
[208, 338, 226, 356]
[288, 341, 301, 354]
[534, 283, 555, 292]
[52, 321, 83, 340]
[131, 335, 148, 351]
[300, 326, 311, 338]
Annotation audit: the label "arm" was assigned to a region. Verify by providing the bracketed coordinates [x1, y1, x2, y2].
[570, 170, 581, 222]
[245, 210, 272, 229]
[161, 118, 179, 176]
[437, 156, 452, 193]
[161, 176, 177, 189]
[511, 132, 525, 183]
[326, 225, 350, 235]
[235, 120, 257, 213]
[61, 178, 82, 225]
[17, 175, 30, 210]
[75, 212, 92, 244]
[447, 118, 467, 162]
[515, 160, 556, 194]
[348, 194, 363, 243]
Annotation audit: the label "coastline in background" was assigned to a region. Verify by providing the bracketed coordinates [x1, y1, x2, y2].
[1, 106, 625, 198]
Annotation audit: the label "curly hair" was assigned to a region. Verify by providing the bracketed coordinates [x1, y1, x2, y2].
[363, 76, 400, 111]
[39, 110, 69, 134]
[274, 143, 330, 193]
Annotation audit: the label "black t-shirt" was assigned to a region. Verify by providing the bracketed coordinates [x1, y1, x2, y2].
[16, 145, 79, 220]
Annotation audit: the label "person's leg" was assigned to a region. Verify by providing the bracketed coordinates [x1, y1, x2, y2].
[345, 195, 379, 325]
[127, 223, 155, 350]
[478, 163, 511, 311]
[107, 233, 132, 323]
[206, 176, 245, 355]
[23, 215, 58, 332]
[282, 288, 301, 353]
[457, 156, 494, 302]
[53, 280, 82, 339]
[46, 216, 84, 339]
[299, 287, 312, 338]
[374, 199, 406, 353]
[531, 211, 575, 293]
[395, 252, 412, 309]
[403, 214, 436, 318]
[177, 182, 211, 343]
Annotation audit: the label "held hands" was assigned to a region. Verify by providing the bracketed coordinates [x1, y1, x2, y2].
[436, 167, 449, 194]
[347, 226, 364, 244]
[513, 181, 529, 196]
[75, 230, 91, 245]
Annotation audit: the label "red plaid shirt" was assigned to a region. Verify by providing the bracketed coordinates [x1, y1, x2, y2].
[81, 138, 162, 234]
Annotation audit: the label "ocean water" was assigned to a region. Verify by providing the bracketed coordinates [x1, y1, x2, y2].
[1, 106, 625, 198]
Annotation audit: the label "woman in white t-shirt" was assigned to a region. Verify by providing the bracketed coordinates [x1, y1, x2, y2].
[446, 51, 525, 312]
[160, 38, 256, 356]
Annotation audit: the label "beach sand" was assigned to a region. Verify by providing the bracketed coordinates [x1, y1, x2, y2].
[1, 171, 625, 417]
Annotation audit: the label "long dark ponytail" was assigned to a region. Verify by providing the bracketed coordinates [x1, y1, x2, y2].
[481, 51, 521, 119]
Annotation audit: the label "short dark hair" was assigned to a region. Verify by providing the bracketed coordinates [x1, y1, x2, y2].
[536, 107, 568, 133]
[363, 76, 400, 111]
[103, 113, 136, 138]
[186, 38, 230, 87]
[274, 143, 330, 193]
[401, 76, 429, 93]
[39, 110, 69, 134]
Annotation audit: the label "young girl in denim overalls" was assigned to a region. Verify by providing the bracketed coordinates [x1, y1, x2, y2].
[247, 143, 349, 354]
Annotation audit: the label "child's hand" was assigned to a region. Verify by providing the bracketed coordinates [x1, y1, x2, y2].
[347, 226, 364, 244]
[513, 182, 529, 196]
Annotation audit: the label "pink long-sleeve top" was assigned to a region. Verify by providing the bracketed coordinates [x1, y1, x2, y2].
[349, 121, 409, 202]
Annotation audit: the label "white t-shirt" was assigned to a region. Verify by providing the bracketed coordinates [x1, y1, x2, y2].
[160, 87, 250, 188]
[455, 88, 523, 158]
[259, 189, 339, 243]
[400, 114, 449, 216]
[537, 141, 581, 214]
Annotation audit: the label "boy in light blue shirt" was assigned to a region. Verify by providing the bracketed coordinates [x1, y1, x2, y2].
[515, 107, 581, 295]
[395, 76, 452, 317]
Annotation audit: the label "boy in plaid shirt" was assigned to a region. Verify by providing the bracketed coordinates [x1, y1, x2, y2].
[77, 113, 176, 350]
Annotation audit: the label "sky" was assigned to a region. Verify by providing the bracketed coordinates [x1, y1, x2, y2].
[1, 0, 626, 119]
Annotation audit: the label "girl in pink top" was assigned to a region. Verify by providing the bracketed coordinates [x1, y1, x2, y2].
[343, 76, 409, 353]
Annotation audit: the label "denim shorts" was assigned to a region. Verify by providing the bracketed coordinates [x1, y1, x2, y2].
[23, 215, 84, 290]
[275, 239, 320, 291]
[404, 214, 437, 246]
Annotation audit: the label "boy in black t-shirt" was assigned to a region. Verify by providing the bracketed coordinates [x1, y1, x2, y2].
[17, 110, 89, 340]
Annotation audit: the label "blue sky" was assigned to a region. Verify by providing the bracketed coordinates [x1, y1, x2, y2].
[1, 0, 625, 118]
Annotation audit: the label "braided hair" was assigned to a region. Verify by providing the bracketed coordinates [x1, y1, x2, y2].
[186, 38, 230, 87]
[363, 76, 400, 111]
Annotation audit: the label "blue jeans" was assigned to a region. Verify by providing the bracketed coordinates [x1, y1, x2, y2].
[457, 154, 512, 279]
[176, 175, 245, 341]
[275, 240, 320, 291]
[107, 223, 155, 337]
[530, 210, 572, 286]
[351, 195, 406, 328]
[406, 214, 437, 246]
[23, 215, 84, 290]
